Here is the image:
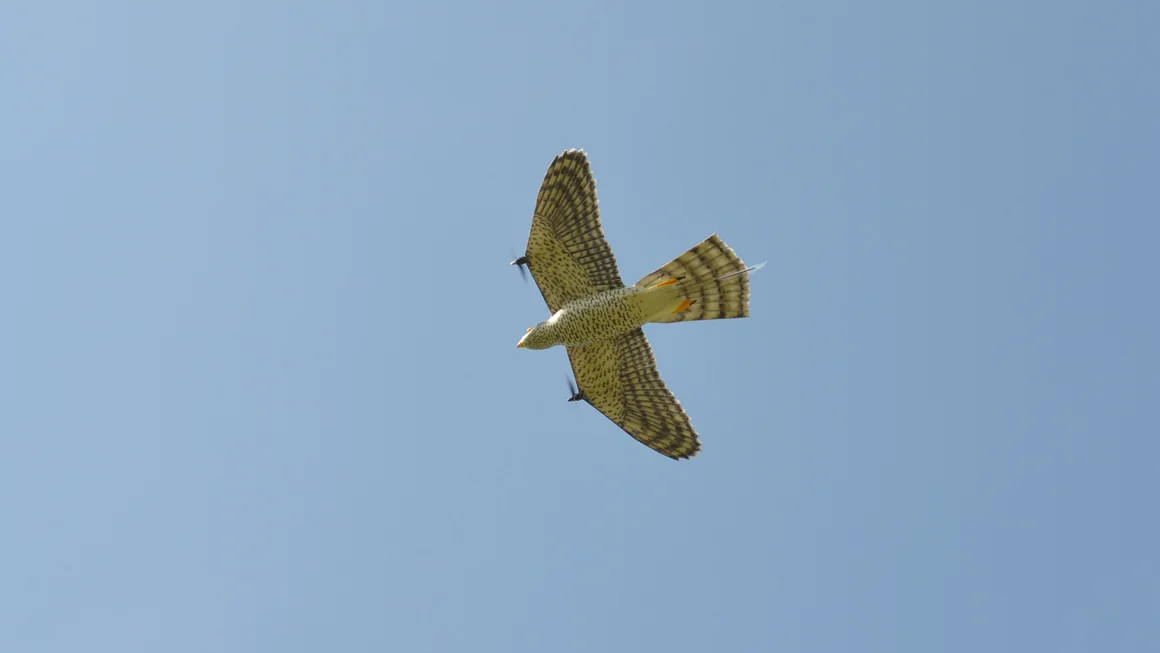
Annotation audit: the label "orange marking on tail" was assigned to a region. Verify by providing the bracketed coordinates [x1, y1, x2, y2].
[672, 299, 697, 314]
[654, 278, 681, 287]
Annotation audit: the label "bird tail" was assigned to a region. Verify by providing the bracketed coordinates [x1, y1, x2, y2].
[634, 234, 765, 323]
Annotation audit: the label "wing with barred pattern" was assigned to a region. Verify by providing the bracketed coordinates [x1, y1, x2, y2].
[523, 149, 624, 314]
[566, 328, 701, 460]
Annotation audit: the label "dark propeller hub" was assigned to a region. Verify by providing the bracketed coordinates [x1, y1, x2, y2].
[566, 377, 586, 403]
[510, 255, 529, 281]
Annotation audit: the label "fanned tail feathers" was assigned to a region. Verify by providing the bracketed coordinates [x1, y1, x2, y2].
[635, 234, 764, 323]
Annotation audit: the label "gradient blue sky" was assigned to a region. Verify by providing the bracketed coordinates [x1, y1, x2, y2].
[3, 1, 1157, 651]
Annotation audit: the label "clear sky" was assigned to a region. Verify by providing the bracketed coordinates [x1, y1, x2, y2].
[2, 1, 1157, 651]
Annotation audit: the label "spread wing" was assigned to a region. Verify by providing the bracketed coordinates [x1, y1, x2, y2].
[567, 328, 701, 460]
[523, 149, 624, 314]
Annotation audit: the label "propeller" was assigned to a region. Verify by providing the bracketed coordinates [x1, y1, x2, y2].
[566, 376, 585, 403]
[509, 250, 529, 282]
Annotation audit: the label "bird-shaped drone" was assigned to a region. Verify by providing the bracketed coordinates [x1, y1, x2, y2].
[513, 149, 763, 459]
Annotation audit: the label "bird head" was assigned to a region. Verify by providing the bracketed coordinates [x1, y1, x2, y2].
[516, 323, 552, 350]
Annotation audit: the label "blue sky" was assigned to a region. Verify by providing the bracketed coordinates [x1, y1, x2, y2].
[2, 1, 1157, 651]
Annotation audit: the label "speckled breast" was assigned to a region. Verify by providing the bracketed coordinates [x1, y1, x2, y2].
[551, 287, 647, 346]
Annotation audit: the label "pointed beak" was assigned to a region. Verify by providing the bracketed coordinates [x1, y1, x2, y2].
[516, 340, 526, 348]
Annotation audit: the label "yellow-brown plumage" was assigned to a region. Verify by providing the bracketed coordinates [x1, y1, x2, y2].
[516, 149, 762, 460]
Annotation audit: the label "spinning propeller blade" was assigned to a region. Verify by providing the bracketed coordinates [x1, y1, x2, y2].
[509, 250, 529, 282]
[566, 376, 585, 403]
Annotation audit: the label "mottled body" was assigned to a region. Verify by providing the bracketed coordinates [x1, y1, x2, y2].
[515, 149, 763, 460]
[520, 283, 696, 349]
[523, 287, 647, 348]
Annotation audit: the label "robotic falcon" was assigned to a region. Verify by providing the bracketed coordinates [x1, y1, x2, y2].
[514, 149, 763, 460]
